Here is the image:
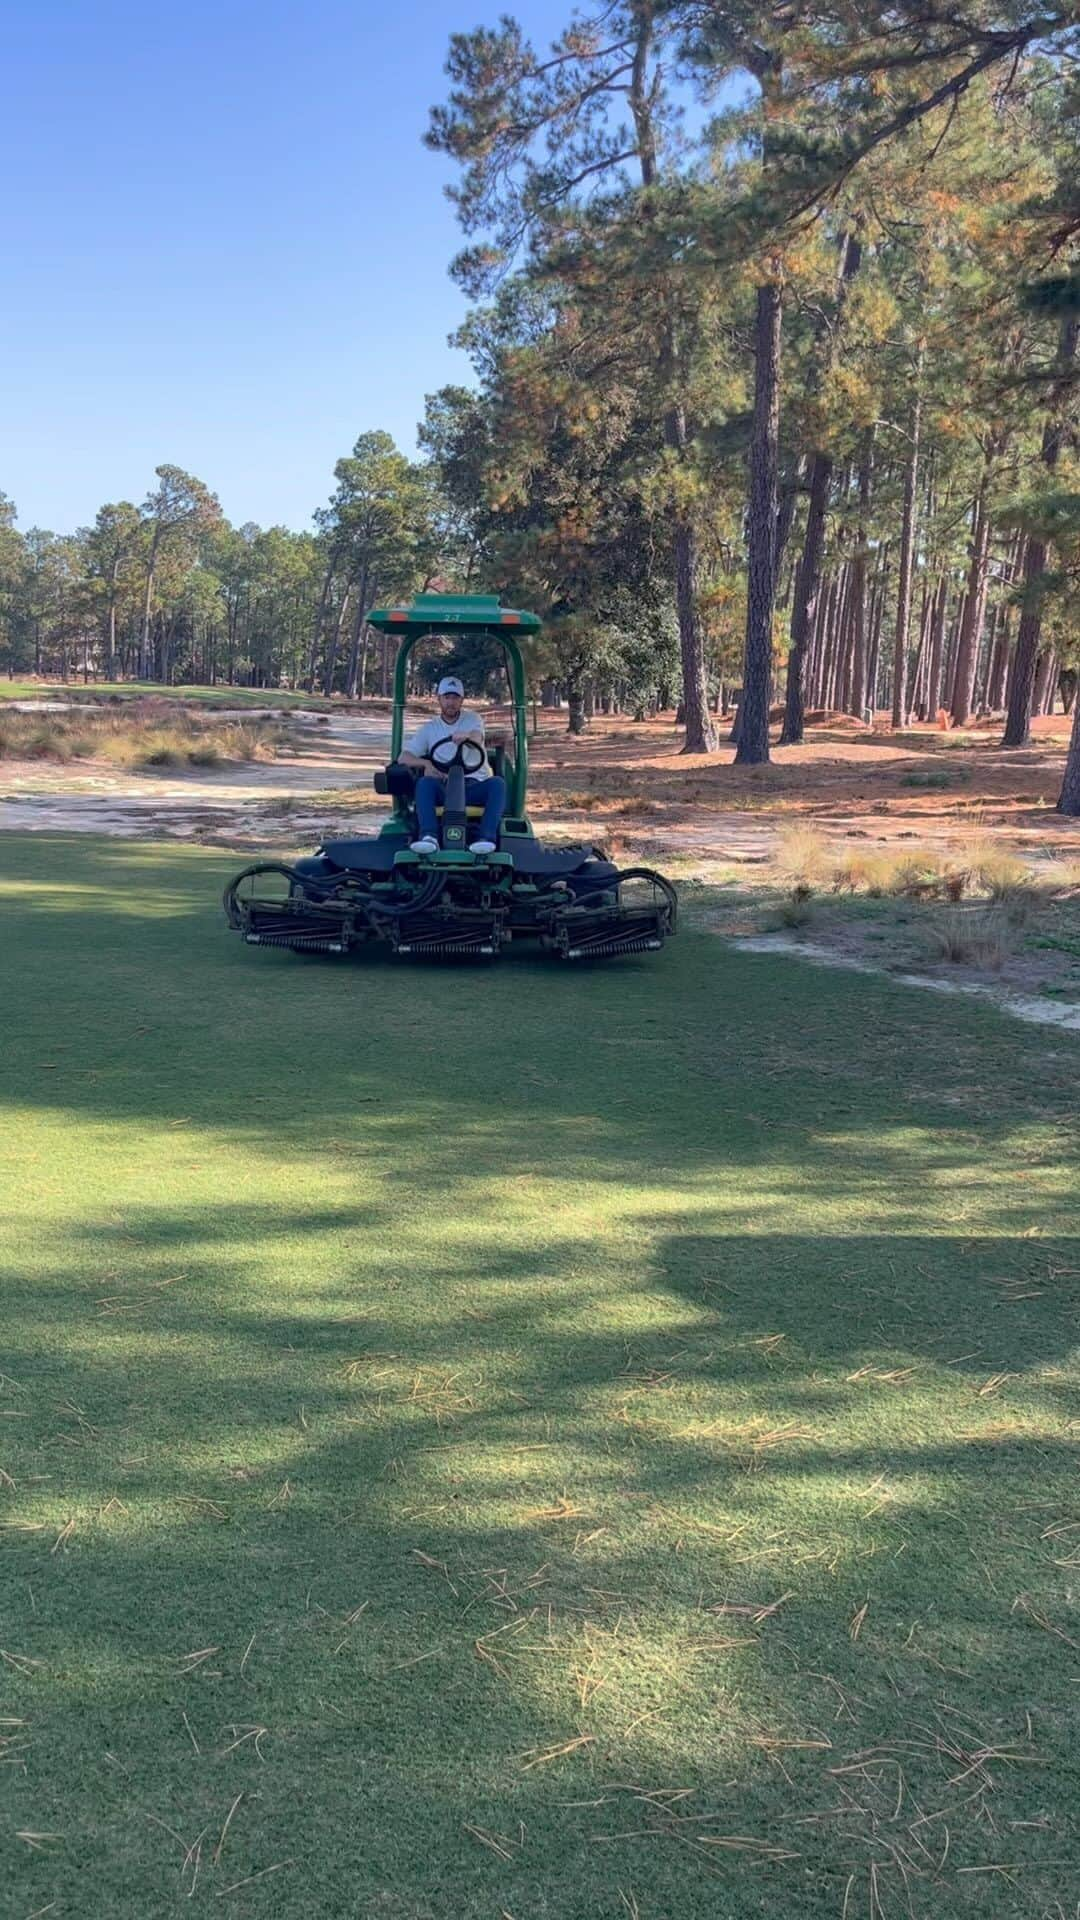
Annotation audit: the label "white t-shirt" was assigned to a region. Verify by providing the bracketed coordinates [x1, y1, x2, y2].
[404, 711, 491, 780]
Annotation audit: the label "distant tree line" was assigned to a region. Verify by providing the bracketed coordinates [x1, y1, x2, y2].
[0, 430, 682, 718]
[6, 0, 1080, 810]
[0, 443, 434, 699]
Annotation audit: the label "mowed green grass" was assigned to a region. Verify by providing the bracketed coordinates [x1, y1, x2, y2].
[1, 835, 1078, 1919]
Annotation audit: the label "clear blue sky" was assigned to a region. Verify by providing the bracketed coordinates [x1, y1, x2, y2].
[1, 0, 579, 535]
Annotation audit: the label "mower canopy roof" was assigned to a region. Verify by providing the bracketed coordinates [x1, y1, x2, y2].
[367, 593, 542, 636]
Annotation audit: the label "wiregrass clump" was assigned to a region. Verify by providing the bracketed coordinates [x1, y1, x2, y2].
[923, 903, 1014, 970]
[774, 825, 830, 889]
[964, 838, 1031, 899]
[800, 836, 1035, 911]
[0, 704, 286, 770]
[827, 847, 949, 898]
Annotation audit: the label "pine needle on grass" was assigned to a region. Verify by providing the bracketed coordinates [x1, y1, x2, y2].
[711, 1591, 794, 1625]
[212, 1793, 245, 1866]
[520, 1734, 595, 1771]
[464, 1823, 518, 1861]
[215, 1859, 295, 1897]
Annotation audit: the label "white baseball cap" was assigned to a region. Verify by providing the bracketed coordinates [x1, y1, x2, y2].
[437, 676, 464, 696]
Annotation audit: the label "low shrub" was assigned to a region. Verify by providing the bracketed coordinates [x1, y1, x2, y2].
[775, 883, 817, 928]
[901, 769, 965, 789]
[0, 707, 287, 770]
[138, 743, 185, 768]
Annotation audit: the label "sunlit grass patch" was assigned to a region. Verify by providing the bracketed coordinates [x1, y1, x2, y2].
[0, 833, 1077, 1918]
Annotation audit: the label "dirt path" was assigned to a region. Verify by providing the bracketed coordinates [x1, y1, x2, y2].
[0, 709, 781, 860]
[0, 712, 392, 839]
[1, 706, 1076, 869]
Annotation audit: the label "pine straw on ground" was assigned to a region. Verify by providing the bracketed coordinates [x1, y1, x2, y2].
[519, 708, 1075, 852]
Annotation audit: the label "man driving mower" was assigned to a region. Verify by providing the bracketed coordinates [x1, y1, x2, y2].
[400, 674, 506, 854]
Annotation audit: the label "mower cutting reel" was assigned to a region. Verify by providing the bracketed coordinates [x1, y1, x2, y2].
[223, 594, 677, 964]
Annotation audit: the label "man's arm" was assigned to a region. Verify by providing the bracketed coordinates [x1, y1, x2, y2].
[401, 723, 441, 775]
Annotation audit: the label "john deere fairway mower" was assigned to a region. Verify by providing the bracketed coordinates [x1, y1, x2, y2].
[223, 594, 676, 962]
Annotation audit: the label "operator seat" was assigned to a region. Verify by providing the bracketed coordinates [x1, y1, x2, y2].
[372, 731, 513, 832]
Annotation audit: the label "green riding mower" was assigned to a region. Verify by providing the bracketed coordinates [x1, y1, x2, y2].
[223, 594, 676, 962]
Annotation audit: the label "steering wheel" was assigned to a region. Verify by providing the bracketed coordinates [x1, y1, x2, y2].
[428, 735, 486, 775]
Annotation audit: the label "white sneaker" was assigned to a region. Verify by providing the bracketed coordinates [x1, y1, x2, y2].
[471, 839, 497, 854]
[410, 836, 438, 854]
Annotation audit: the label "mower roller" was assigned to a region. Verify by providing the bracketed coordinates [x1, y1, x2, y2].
[223, 594, 677, 963]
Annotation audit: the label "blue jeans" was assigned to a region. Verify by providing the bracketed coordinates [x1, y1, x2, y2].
[415, 774, 506, 843]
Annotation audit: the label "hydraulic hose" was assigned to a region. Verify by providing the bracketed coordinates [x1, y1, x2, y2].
[357, 872, 449, 919]
[224, 862, 449, 929]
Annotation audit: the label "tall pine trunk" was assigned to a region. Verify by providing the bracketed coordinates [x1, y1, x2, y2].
[780, 230, 862, 744]
[781, 451, 830, 744]
[910, 583, 932, 719]
[1059, 692, 1080, 814]
[1006, 538, 1054, 745]
[984, 607, 1008, 713]
[736, 276, 782, 766]
[672, 515, 716, 752]
[321, 588, 351, 698]
[837, 562, 859, 711]
[985, 530, 1021, 712]
[891, 362, 922, 728]
[848, 436, 874, 720]
[867, 551, 890, 713]
[628, 16, 717, 758]
[139, 525, 161, 681]
[809, 569, 839, 708]
[306, 551, 339, 692]
[345, 612, 367, 701]
[824, 562, 851, 710]
[1034, 647, 1057, 714]
[345, 565, 370, 699]
[924, 576, 949, 718]
[1005, 314, 1079, 746]
[950, 474, 993, 725]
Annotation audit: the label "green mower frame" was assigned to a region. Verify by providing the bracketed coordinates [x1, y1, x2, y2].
[223, 594, 677, 961]
[378, 593, 537, 829]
